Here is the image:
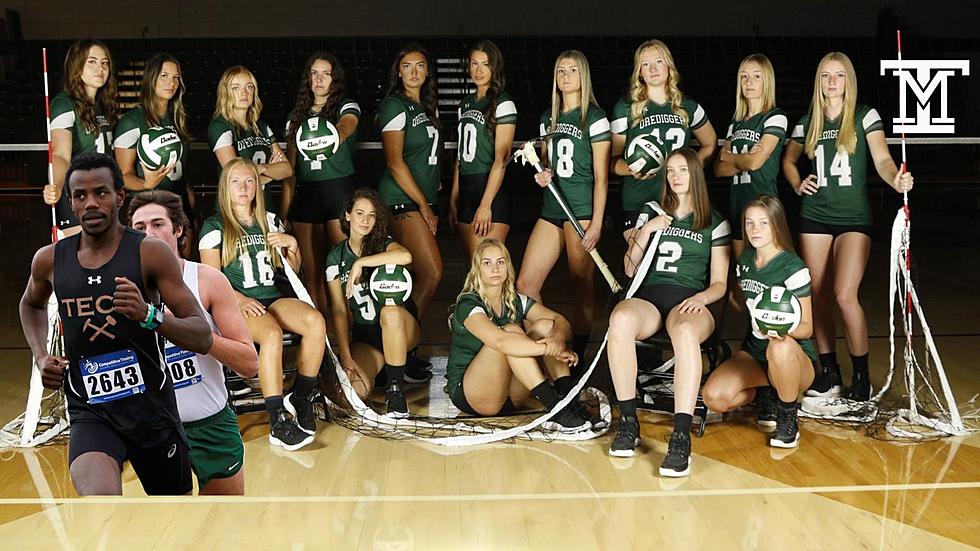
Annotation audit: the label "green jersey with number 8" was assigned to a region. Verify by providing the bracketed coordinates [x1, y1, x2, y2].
[538, 105, 611, 219]
[726, 108, 787, 221]
[791, 104, 883, 225]
[610, 96, 707, 213]
[634, 200, 731, 290]
[49, 91, 114, 156]
[324, 237, 396, 325]
[457, 91, 517, 175]
[198, 212, 283, 300]
[378, 94, 442, 206]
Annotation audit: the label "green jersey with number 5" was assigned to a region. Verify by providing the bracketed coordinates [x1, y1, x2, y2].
[610, 96, 707, 213]
[457, 91, 517, 175]
[791, 105, 883, 225]
[114, 105, 187, 193]
[726, 108, 787, 221]
[198, 212, 283, 300]
[324, 237, 396, 325]
[538, 105, 611, 219]
[634, 200, 731, 290]
[378, 94, 442, 206]
[49, 91, 113, 156]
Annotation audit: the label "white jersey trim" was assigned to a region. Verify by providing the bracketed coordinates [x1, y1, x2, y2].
[691, 104, 706, 127]
[212, 130, 233, 151]
[712, 220, 732, 241]
[791, 124, 805, 139]
[50, 110, 75, 131]
[862, 108, 882, 131]
[114, 127, 140, 149]
[589, 117, 611, 137]
[785, 267, 811, 291]
[382, 112, 407, 132]
[199, 229, 222, 250]
[765, 113, 789, 131]
[610, 117, 628, 134]
[495, 100, 517, 118]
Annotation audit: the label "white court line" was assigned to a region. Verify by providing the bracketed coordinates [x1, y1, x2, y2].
[0, 481, 978, 506]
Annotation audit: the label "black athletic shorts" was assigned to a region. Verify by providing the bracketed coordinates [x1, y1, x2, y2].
[390, 202, 438, 217]
[539, 215, 591, 229]
[68, 420, 192, 495]
[632, 284, 701, 319]
[55, 190, 79, 230]
[457, 173, 510, 225]
[450, 379, 517, 417]
[288, 176, 356, 223]
[621, 210, 640, 232]
[800, 217, 872, 238]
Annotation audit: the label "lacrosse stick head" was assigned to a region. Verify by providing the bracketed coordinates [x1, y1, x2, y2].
[514, 140, 541, 166]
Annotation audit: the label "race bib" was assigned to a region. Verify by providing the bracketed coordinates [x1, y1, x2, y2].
[164, 341, 203, 389]
[80, 348, 145, 404]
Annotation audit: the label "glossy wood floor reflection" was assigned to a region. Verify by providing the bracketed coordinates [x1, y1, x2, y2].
[0, 207, 978, 548]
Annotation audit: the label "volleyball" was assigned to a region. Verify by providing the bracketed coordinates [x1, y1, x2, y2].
[625, 133, 667, 177]
[368, 264, 413, 307]
[750, 286, 802, 337]
[295, 116, 340, 161]
[137, 126, 182, 171]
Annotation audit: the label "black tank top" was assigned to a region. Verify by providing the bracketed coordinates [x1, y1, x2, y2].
[54, 227, 182, 443]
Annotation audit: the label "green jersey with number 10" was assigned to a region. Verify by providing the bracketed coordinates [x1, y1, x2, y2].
[457, 91, 518, 175]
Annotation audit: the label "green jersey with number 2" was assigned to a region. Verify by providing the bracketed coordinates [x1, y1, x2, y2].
[634, 200, 731, 290]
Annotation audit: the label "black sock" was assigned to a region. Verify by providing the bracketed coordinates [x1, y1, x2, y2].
[531, 381, 560, 410]
[819, 352, 839, 374]
[851, 353, 869, 375]
[292, 374, 317, 399]
[385, 364, 406, 386]
[618, 397, 637, 419]
[778, 398, 798, 411]
[265, 395, 284, 421]
[673, 412, 693, 435]
[554, 375, 574, 398]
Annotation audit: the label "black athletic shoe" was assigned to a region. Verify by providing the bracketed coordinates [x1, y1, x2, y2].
[404, 361, 433, 384]
[754, 386, 779, 428]
[609, 416, 640, 457]
[541, 407, 591, 434]
[806, 365, 842, 398]
[847, 370, 872, 401]
[770, 402, 800, 449]
[284, 392, 316, 435]
[269, 412, 314, 451]
[385, 383, 409, 419]
[659, 431, 692, 477]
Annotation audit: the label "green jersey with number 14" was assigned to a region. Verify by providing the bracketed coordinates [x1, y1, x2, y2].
[791, 105, 883, 225]
[726, 108, 787, 220]
[198, 212, 283, 300]
[378, 94, 442, 206]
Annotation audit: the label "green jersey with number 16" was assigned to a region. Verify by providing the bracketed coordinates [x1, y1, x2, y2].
[198, 212, 283, 300]
[378, 94, 442, 206]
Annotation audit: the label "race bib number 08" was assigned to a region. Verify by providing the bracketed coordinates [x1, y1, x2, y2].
[164, 341, 203, 389]
[80, 348, 145, 404]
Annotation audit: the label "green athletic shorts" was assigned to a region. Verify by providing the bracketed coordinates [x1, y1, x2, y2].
[183, 405, 244, 487]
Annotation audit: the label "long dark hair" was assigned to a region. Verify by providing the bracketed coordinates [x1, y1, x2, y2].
[63, 39, 118, 133]
[340, 188, 393, 258]
[467, 40, 506, 137]
[287, 51, 348, 138]
[661, 148, 711, 231]
[140, 53, 191, 142]
[384, 43, 440, 129]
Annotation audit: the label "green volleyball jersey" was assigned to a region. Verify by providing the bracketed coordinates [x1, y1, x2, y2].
[634, 201, 731, 290]
[113, 105, 187, 192]
[287, 98, 360, 182]
[791, 105, 884, 225]
[378, 94, 442, 206]
[198, 212, 283, 300]
[457, 91, 517, 175]
[610, 96, 707, 212]
[736, 248, 816, 363]
[446, 292, 536, 396]
[538, 105, 611, 219]
[324, 237, 396, 326]
[208, 116, 276, 164]
[49, 91, 113, 156]
[726, 108, 787, 221]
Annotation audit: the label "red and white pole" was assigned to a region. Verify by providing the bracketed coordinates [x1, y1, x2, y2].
[42, 47, 57, 243]
[896, 31, 914, 356]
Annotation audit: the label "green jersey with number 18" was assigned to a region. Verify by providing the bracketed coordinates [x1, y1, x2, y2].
[610, 96, 707, 213]
[198, 212, 283, 300]
[538, 105, 611, 219]
[378, 94, 442, 206]
[791, 105, 883, 226]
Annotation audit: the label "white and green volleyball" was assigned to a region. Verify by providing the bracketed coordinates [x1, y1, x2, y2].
[137, 126, 182, 171]
[369, 264, 413, 307]
[295, 116, 340, 161]
[625, 133, 667, 177]
[750, 285, 802, 337]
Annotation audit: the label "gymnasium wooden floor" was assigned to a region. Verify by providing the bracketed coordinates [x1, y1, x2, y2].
[0, 199, 977, 549]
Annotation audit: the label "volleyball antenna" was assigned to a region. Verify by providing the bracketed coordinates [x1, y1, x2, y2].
[801, 31, 976, 438]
